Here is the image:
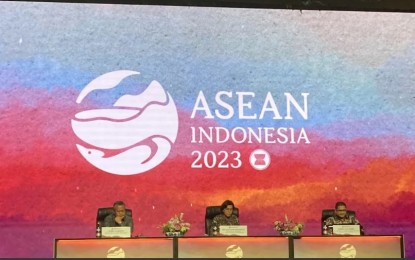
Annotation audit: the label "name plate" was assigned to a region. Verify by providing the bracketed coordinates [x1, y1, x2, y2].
[219, 225, 248, 236]
[101, 226, 131, 238]
[332, 224, 361, 235]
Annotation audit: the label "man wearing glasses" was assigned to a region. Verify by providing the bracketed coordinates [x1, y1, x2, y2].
[323, 201, 362, 235]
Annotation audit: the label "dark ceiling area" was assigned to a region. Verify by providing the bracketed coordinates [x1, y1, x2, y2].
[12, 0, 415, 12]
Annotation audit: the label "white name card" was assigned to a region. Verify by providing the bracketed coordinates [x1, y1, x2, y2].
[101, 226, 131, 238]
[219, 225, 248, 236]
[332, 224, 361, 235]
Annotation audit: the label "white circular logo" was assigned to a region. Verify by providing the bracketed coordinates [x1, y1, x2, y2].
[225, 245, 243, 258]
[339, 244, 357, 258]
[107, 246, 125, 258]
[71, 70, 179, 175]
[249, 149, 270, 170]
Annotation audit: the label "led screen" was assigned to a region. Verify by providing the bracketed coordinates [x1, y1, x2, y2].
[0, 1, 414, 257]
[293, 236, 403, 258]
[55, 238, 173, 258]
[178, 236, 289, 258]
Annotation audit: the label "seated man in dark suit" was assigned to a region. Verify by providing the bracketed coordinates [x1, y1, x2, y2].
[103, 201, 134, 233]
[210, 200, 240, 236]
[324, 201, 362, 235]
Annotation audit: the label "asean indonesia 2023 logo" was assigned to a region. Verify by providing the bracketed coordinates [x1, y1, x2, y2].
[71, 70, 179, 175]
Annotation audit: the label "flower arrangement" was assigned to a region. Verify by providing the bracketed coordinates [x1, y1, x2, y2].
[160, 213, 190, 236]
[274, 214, 304, 235]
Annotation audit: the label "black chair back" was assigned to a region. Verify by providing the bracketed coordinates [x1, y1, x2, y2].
[205, 206, 239, 235]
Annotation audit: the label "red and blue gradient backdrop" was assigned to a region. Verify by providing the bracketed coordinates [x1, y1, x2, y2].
[1, 2, 414, 257]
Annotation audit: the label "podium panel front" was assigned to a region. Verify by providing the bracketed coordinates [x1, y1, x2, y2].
[293, 235, 403, 258]
[55, 238, 173, 258]
[178, 236, 289, 258]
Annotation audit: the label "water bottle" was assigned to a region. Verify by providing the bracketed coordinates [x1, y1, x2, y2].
[213, 225, 218, 236]
[328, 225, 333, 235]
[96, 222, 101, 238]
[323, 224, 328, 235]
